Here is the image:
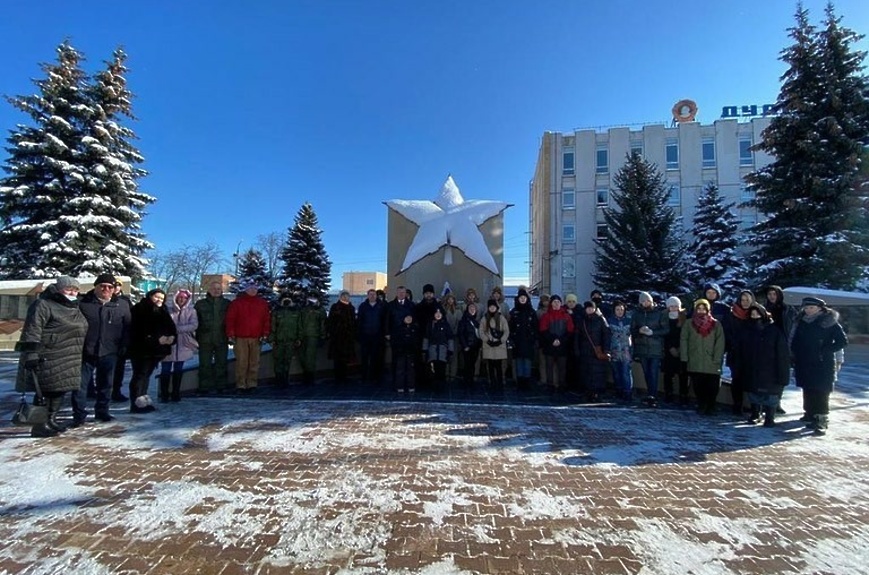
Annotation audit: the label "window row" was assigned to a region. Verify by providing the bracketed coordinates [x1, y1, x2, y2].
[562, 137, 755, 175]
[562, 185, 680, 209]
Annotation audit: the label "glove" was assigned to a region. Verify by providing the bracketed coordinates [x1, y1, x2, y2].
[228, 337, 236, 346]
[487, 338, 502, 347]
[639, 326, 653, 336]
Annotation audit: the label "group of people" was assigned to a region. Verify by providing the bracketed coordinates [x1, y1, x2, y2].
[15, 275, 849, 439]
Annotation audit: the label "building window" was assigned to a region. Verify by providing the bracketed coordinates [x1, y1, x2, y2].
[562, 189, 575, 209]
[596, 224, 608, 240]
[702, 138, 715, 168]
[665, 138, 679, 170]
[630, 142, 643, 157]
[366, 279, 374, 285]
[668, 184, 681, 206]
[562, 258, 576, 278]
[596, 189, 608, 206]
[563, 148, 575, 175]
[739, 137, 753, 166]
[596, 147, 608, 174]
[741, 185, 756, 202]
[562, 224, 575, 243]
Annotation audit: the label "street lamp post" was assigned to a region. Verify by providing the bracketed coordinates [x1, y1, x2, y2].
[233, 239, 244, 277]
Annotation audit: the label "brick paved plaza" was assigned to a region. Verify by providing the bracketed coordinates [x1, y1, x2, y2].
[1, 356, 868, 575]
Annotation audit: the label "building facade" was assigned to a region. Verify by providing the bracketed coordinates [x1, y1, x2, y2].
[529, 116, 773, 299]
[342, 271, 388, 295]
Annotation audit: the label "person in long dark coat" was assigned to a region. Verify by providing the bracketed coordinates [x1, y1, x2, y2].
[128, 289, 176, 413]
[327, 290, 357, 383]
[15, 277, 88, 437]
[456, 303, 482, 386]
[737, 303, 790, 427]
[575, 301, 612, 402]
[725, 290, 756, 415]
[423, 306, 454, 389]
[790, 296, 848, 435]
[508, 288, 538, 390]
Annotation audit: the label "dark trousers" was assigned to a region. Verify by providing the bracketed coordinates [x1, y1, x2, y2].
[638, 357, 661, 398]
[112, 354, 128, 397]
[198, 341, 228, 391]
[486, 359, 504, 388]
[461, 347, 480, 385]
[662, 354, 689, 400]
[72, 354, 117, 421]
[545, 355, 567, 389]
[129, 356, 160, 405]
[359, 336, 384, 382]
[729, 370, 746, 413]
[393, 354, 415, 392]
[691, 372, 721, 414]
[802, 389, 831, 417]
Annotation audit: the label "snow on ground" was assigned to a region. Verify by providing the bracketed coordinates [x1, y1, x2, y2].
[0, 351, 867, 574]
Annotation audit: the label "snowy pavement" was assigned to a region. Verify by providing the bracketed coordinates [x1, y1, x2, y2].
[0, 352, 867, 575]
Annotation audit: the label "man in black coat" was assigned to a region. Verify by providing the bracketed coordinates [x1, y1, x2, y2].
[71, 273, 131, 425]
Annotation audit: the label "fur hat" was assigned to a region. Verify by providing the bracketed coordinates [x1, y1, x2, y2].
[638, 291, 654, 305]
[666, 296, 682, 309]
[565, 293, 578, 304]
[55, 276, 80, 291]
[423, 283, 435, 294]
[487, 298, 498, 309]
[94, 273, 116, 286]
[801, 296, 826, 307]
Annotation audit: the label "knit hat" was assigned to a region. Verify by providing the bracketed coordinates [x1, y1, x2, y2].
[550, 294, 562, 303]
[666, 296, 682, 309]
[638, 291, 653, 305]
[423, 283, 435, 294]
[565, 293, 578, 304]
[339, 290, 351, 298]
[583, 300, 596, 310]
[694, 298, 710, 311]
[801, 296, 826, 307]
[176, 289, 192, 301]
[487, 298, 498, 309]
[517, 288, 529, 299]
[94, 273, 116, 286]
[55, 276, 80, 290]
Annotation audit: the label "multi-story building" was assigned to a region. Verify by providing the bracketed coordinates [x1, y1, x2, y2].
[529, 108, 773, 299]
[342, 271, 387, 295]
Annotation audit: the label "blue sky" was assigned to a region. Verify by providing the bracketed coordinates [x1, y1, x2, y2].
[1, 1, 867, 288]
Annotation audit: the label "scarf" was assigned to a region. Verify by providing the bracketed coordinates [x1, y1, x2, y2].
[731, 305, 749, 321]
[691, 313, 716, 337]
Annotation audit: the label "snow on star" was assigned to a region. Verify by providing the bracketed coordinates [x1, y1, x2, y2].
[385, 176, 511, 274]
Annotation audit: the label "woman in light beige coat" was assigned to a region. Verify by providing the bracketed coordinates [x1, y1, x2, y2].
[481, 299, 510, 389]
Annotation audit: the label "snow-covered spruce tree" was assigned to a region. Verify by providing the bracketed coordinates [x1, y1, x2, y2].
[277, 202, 331, 306]
[593, 151, 688, 297]
[745, 4, 869, 290]
[81, 48, 155, 279]
[0, 42, 94, 278]
[0, 43, 154, 280]
[230, 248, 273, 298]
[686, 182, 749, 295]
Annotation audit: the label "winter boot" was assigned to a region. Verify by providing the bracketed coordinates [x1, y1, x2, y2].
[30, 423, 59, 438]
[159, 373, 171, 403]
[762, 408, 776, 428]
[813, 414, 829, 436]
[747, 405, 761, 424]
[171, 371, 183, 402]
[46, 395, 67, 433]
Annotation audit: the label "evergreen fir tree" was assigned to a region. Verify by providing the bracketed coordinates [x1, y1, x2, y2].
[0, 42, 155, 280]
[745, 4, 869, 289]
[277, 202, 332, 306]
[230, 248, 272, 297]
[0, 42, 94, 278]
[686, 182, 749, 295]
[593, 151, 687, 297]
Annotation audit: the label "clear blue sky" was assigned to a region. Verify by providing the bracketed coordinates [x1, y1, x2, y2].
[1, 1, 867, 287]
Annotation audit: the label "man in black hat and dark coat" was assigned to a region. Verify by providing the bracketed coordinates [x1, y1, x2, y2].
[71, 273, 131, 425]
[413, 283, 440, 389]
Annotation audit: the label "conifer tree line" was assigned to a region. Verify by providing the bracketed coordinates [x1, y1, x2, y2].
[594, 3, 869, 299]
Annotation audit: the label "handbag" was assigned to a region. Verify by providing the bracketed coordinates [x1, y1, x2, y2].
[11, 368, 49, 426]
[583, 322, 611, 362]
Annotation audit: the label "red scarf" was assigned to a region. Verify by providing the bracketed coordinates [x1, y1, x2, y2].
[731, 304, 749, 320]
[692, 313, 716, 337]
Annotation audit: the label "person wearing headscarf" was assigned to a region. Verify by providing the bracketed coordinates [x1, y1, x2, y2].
[15, 276, 88, 437]
[790, 296, 848, 435]
[681, 299, 726, 416]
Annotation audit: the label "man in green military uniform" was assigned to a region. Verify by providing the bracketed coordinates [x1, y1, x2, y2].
[195, 280, 230, 393]
[299, 296, 327, 385]
[270, 293, 303, 387]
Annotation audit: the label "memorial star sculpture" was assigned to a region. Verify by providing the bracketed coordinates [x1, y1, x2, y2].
[385, 176, 511, 275]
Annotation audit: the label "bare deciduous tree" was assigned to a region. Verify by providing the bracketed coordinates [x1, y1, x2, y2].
[256, 232, 283, 279]
[146, 241, 228, 295]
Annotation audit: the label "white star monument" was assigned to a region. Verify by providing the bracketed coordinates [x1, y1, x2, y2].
[385, 176, 511, 275]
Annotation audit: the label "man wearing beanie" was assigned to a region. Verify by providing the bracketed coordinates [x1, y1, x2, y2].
[630, 291, 668, 407]
[72, 273, 131, 425]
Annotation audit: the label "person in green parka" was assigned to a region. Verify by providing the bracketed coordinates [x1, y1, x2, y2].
[681, 298, 726, 416]
[270, 294, 303, 387]
[194, 281, 230, 394]
[299, 296, 327, 385]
